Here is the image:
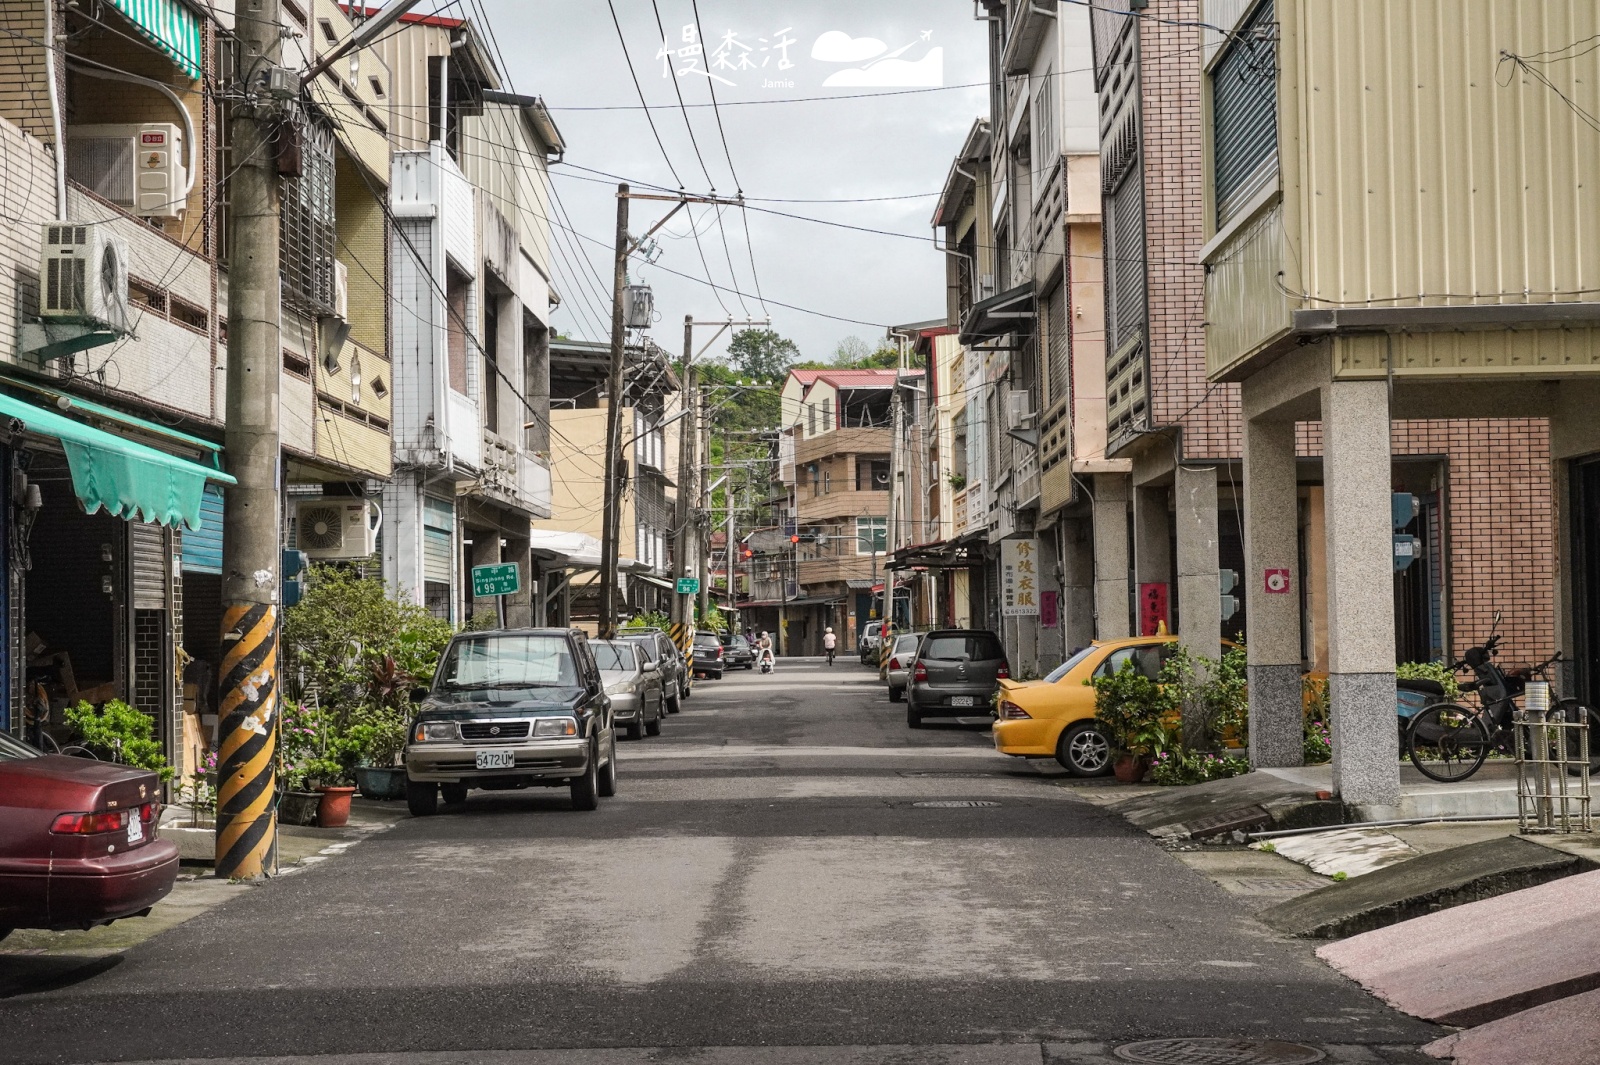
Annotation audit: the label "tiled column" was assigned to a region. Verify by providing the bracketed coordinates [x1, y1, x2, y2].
[1175, 463, 1221, 745]
[1060, 516, 1096, 653]
[504, 536, 533, 627]
[1321, 379, 1401, 813]
[1092, 473, 1131, 639]
[1242, 414, 1303, 767]
[468, 532, 500, 625]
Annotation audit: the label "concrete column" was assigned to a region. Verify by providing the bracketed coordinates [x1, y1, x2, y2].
[468, 532, 500, 624]
[1092, 473, 1131, 639]
[1242, 415, 1304, 767]
[504, 536, 532, 627]
[1321, 379, 1400, 813]
[1175, 464, 1221, 745]
[1060, 516, 1096, 652]
[1133, 485, 1172, 635]
[380, 473, 426, 606]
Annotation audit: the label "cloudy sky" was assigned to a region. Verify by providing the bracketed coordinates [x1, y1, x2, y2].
[479, 1, 991, 363]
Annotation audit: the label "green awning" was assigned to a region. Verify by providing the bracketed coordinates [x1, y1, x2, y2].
[0, 391, 235, 530]
[109, 0, 203, 81]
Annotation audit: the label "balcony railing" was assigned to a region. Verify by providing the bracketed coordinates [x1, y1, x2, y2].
[1015, 449, 1040, 509]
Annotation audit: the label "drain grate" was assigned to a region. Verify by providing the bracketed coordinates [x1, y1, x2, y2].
[1113, 1039, 1326, 1065]
[911, 799, 1000, 808]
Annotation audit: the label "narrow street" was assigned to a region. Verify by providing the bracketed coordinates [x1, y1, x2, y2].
[1, 660, 1436, 1065]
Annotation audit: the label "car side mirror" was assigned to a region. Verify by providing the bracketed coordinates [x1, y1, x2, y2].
[409, 686, 430, 704]
[643, 660, 659, 673]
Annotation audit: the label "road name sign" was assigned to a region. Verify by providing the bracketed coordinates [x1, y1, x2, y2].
[472, 563, 521, 597]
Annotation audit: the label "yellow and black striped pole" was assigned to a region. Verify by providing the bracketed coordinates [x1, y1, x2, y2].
[879, 620, 894, 679]
[669, 619, 694, 681]
[215, 603, 278, 878]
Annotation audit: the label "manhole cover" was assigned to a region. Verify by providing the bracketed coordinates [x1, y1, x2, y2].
[911, 799, 1000, 808]
[1113, 1039, 1326, 1065]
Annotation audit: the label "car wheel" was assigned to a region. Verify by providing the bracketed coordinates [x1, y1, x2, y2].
[626, 718, 644, 741]
[570, 743, 600, 811]
[645, 714, 662, 737]
[598, 736, 618, 798]
[441, 783, 468, 805]
[406, 778, 438, 816]
[1057, 722, 1113, 777]
[666, 689, 682, 714]
[906, 701, 923, 729]
[889, 683, 903, 703]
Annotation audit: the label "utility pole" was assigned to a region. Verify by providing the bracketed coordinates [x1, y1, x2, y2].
[216, 0, 284, 880]
[697, 385, 712, 625]
[598, 185, 630, 639]
[670, 314, 696, 659]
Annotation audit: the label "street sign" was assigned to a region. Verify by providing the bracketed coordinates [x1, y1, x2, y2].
[1000, 538, 1041, 616]
[471, 562, 521, 598]
[676, 577, 700, 594]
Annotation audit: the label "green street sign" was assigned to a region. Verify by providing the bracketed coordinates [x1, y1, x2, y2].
[676, 577, 700, 594]
[471, 562, 521, 598]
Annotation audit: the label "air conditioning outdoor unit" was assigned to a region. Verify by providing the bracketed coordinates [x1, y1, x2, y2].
[66, 123, 188, 219]
[1006, 389, 1036, 431]
[294, 498, 382, 560]
[38, 224, 131, 334]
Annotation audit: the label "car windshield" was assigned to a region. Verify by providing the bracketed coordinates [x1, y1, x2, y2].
[1044, 645, 1100, 684]
[922, 633, 1005, 661]
[439, 635, 579, 689]
[592, 642, 638, 673]
[625, 638, 659, 662]
[0, 731, 40, 761]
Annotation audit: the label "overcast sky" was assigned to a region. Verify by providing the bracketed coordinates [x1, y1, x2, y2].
[479, 1, 991, 363]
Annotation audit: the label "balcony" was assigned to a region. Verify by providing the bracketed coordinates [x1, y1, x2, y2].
[1014, 449, 1040, 510]
[520, 452, 552, 518]
[794, 426, 890, 466]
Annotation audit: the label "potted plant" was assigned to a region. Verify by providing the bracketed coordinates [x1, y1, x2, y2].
[347, 701, 411, 801]
[277, 700, 327, 826]
[1089, 660, 1178, 782]
[309, 757, 357, 827]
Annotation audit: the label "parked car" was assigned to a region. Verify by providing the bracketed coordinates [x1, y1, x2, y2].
[724, 632, 756, 670]
[0, 731, 178, 938]
[859, 621, 884, 663]
[906, 629, 1009, 729]
[404, 628, 617, 815]
[991, 636, 1179, 776]
[594, 639, 664, 740]
[621, 628, 688, 710]
[885, 632, 925, 702]
[692, 630, 726, 679]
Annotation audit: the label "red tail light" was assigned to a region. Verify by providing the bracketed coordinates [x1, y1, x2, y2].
[997, 663, 1010, 679]
[51, 810, 128, 834]
[140, 802, 157, 824]
[913, 662, 928, 682]
[889, 656, 901, 670]
[998, 700, 1031, 720]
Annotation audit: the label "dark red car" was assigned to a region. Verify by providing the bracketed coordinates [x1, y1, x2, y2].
[0, 731, 179, 938]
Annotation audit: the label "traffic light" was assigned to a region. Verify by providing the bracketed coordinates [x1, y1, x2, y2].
[1219, 568, 1239, 621]
[740, 544, 754, 561]
[790, 534, 800, 544]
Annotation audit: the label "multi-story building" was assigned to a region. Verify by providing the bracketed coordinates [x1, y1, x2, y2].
[375, 10, 557, 628]
[0, 0, 393, 779]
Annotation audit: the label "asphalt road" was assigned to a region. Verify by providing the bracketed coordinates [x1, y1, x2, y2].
[0, 657, 1439, 1065]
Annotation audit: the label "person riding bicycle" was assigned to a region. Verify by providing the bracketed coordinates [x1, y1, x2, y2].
[823, 627, 836, 665]
[756, 631, 776, 672]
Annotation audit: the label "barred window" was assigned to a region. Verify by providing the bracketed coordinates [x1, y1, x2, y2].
[280, 122, 337, 315]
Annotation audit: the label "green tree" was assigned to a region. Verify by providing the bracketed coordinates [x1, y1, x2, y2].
[725, 328, 800, 381]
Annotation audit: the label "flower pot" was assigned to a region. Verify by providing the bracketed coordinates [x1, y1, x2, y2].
[1113, 755, 1150, 784]
[316, 786, 357, 827]
[280, 789, 322, 826]
[354, 766, 407, 801]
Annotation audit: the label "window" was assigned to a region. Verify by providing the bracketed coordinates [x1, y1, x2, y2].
[856, 517, 887, 555]
[821, 398, 832, 431]
[280, 122, 337, 314]
[1032, 68, 1057, 176]
[857, 459, 891, 492]
[369, 76, 386, 99]
[317, 18, 338, 43]
[807, 404, 817, 437]
[483, 298, 500, 433]
[923, 633, 1005, 661]
[1095, 642, 1173, 681]
[1211, 0, 1278, 223]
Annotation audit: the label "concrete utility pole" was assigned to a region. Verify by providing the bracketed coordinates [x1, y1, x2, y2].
[216, 0, 285, 880]
[598, 185, 630, 639]
[670, 315, 696, 659]
[697, 386, 711, 625]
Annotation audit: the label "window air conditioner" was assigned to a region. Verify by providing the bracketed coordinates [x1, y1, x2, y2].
[294, 498, 382, 560]
[1006, 389, 1036, 430]
[38, 224, 131, 334]
[66, 123, 188, 219]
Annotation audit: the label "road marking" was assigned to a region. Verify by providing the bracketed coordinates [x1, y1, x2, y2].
[618, 744, 1004, 760]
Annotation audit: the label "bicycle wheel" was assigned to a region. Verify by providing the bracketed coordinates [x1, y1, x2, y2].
[1556, 698, 1600, 777]
[1407, 702, 1491, 782]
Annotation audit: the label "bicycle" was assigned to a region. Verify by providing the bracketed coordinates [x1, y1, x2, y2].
[1406, 620, 1600, 782]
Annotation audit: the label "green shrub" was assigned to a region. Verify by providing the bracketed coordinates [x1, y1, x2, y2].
[1149, 747, 1251, 786]
[1090, 660, 1181, 756]
[63, 700, 173, 782]
[1397, 660, 1460, 700]
[624, 610, 671, 631]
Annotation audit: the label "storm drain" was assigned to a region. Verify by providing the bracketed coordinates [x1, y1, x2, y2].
[1113, 1040, 1325, 1065]
[911, 799, 1000, 808]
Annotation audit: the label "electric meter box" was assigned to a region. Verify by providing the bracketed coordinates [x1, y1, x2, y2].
[65, 123, 188, 219]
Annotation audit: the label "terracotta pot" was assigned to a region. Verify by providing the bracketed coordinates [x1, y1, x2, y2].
[1113, 755, 1149, 784]
[317, 785, 357, 827]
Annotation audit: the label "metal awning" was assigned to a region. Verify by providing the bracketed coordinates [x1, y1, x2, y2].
[110, 0, 204, 80]
[0, 390, 234, 529]
[528, 530, 642, 573]
[633, 572, 675, 591]
[959, 283, 1036, 345]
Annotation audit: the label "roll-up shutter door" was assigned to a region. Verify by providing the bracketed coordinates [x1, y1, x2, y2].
[1108, 168, 1145, 352]
[130, 521, 167, 610]
[1211, 0, 1278, 220]
[1045, 282, 1070, 408]
[181, 484, 224, 575]
[423, 497, 454, 585]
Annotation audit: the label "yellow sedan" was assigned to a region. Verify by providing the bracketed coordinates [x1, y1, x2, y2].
[992, 636, 1181, 776]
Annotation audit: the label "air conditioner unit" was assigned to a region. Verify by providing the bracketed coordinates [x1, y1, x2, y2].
[38, 224, 131, 334]
[66, 123, 188, 219]
[1006, 389, 1036, 430]
[294, 498, 382, 560]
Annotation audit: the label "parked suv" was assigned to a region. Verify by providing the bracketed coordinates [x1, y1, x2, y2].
[621, 628, 688, 711]
[858, 621, 884, 663]
[692, 630, 726, 679]
[724, 632, 755, 670]
[404, 629, 617, 814]
[906, 629, 1009, 728]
